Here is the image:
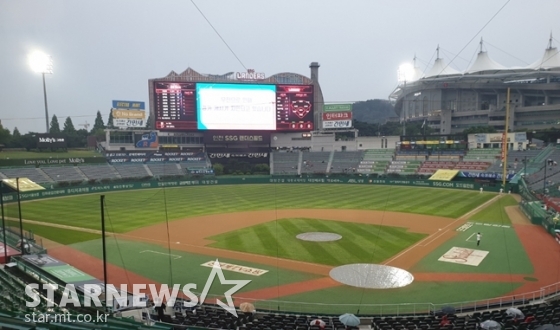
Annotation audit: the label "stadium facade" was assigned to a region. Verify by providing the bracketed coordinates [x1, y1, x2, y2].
[390, 37, 560, 134]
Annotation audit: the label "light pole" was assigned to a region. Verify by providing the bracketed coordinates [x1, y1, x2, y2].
[398, 63, 414, 137]
[28, 51, 53, 133]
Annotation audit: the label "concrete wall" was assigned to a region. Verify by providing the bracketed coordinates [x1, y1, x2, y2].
[356, 136, 399, 149]
[270, 132, 312, 148]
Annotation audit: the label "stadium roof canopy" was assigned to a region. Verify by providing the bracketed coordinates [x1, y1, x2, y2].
[529, 45, 560, 70]
[466, 50, 507, 74]
[402, 35, 560, 83]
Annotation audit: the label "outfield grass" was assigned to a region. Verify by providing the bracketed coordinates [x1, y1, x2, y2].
[468, 195, 518, 225]
[71, 239, 320, 296]
[207, 218, 426, 266]
[412, 224, 533, 274]
[6, 185, 495, 233]
[0, 150, 100, 159]
[6, 221, 100, 245]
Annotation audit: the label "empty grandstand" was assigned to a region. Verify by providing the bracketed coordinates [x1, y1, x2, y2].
[271, 151, 300, 175]
[301, 151, 331, 174]
[330, 151, 364, 174]
[357, 150, 394, 174]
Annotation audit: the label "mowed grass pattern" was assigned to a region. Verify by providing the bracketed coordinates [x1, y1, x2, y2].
[6, 184, 495, 233]
[6, 221, 100, 245]
[207, 218, 427, 266]
[468, 195, 518, 225]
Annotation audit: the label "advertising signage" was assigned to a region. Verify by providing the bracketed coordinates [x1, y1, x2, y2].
[203, 131, 271, 144]
[322, 112, 352, 120]
[112, 100, 145, 110]
[36, 134, 67, 149]
[112, 109, 146, 128]
[322, 120, 352, 129]
[207, 152, 268, 159]
[323, 104, 352, 112]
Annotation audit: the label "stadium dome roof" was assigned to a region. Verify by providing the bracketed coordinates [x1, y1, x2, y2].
[528, 45, 560, 70]
[466, 40, 507, 74]
[425, 58, 461, 77]
[424, 46, 461, 78]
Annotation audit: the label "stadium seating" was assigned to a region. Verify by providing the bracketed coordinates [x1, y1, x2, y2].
[147, 163, 184, 177]
[463, 149, 501, 162]
[0, 167, 51, 183]
[386, 160, 423, 174]
[417, 160, 491, 174]
[356, 150, 395, 174]
[78, 164, 120, 181]
[112, 163, 151, 179]
[272, 151, 300, 175]
[301, 152, 331, 174]
[330, 151, 364, 174]
[396, 150, 428, 161]
[41, 166, 86, 182]
[526, 149, 560, 191]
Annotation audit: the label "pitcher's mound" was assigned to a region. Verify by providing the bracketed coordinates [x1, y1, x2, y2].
[296, 232, 342, 242]
[330, 264, 414, 289]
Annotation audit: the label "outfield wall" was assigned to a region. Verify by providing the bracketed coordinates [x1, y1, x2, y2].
[1, 176, 513, 203]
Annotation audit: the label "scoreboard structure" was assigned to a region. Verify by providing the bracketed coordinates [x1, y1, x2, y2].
[148, 67, 321, 133]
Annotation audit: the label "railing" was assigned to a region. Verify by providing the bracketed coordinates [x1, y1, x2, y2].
[187, 281, 560, 316]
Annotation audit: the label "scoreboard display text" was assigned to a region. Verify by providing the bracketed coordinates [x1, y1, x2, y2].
[154, 82, 313, 131]
[203, 131, 271, 144]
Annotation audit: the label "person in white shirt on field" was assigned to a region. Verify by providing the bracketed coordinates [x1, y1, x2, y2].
[476, 233, 481, 246]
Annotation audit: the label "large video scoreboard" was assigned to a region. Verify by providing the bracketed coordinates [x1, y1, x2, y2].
[154, 82, 314, 131]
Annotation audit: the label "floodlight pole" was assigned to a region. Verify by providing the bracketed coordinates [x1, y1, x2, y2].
[16, 177, 24, 255]
[1, 181, 7, 262]
[42, 72, 50, 133]
[100, 195, 108, 313]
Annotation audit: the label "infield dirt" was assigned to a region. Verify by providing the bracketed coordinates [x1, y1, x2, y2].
[46, 195, 560, 305]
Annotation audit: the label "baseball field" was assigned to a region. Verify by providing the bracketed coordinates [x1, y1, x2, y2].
[6, 184, 560, 315]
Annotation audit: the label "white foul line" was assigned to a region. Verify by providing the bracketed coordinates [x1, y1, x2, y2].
[466, 233, 475, 242]
[139, 250, 182, 260]
[383, 194, 503, 265]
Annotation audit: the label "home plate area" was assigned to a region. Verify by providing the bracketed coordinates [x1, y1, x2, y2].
[438, 247, 489, 266]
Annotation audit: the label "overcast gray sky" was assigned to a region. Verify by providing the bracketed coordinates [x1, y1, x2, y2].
[1, 0, 559, 134]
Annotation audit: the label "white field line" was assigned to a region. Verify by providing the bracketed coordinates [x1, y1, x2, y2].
[139, 250, 182, 260]
[383, 194, 503, 265]
[417, 229, 450, 247]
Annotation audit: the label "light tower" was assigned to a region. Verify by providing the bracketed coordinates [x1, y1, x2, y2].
[28, 51, 53, 133]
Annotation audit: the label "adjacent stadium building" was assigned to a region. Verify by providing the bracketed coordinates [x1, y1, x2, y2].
[390, 36, 560, 134]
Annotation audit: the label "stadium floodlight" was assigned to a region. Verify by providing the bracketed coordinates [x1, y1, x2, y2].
[397, 63, 414, 83]
[28, 51, 53, 133]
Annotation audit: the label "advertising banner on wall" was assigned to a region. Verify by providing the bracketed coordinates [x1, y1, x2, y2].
[134, 132, 158, 148]
[322, 120, 352, 129]
[323, 104, 352, 112]
[112, 100, 145, 110]
[36, 134, 67, 149]
[112, 109, 146, 128]
[203, 131, 271, 144]
[322, 112, 352, 120]
[207, 152, 268, 159]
